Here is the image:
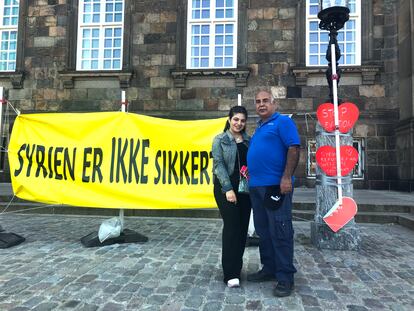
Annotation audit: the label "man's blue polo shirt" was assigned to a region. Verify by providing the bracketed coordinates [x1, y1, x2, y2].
[247, 112, 300, 187]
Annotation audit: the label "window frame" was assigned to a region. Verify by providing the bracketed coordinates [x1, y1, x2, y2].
[306, 138, 365, 180]
[61, 0, 132, 88]
[0, 0, 26, 88]
[305, 0, 361, 67]
[293, 1, 377, 86]
[76, 0, 125, 71]
[186, 0, 238, 69]
[0, 0, 19, 72]
[171, 0, 249, 87]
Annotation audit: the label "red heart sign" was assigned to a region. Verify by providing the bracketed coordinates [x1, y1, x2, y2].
[316, 145, 359, 176]
[317, 102, 359, 133]
[323, 197, 357, 232]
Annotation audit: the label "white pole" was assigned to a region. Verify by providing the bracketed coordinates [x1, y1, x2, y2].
[237, 94, 241, 106]
[121, 90, 126, 112]
[0, 87, 4, 149]
[330, 44, 343, 205]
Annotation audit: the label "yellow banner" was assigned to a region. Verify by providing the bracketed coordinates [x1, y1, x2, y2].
[8, 112, 226, 209]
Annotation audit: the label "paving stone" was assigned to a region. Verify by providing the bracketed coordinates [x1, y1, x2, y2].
[301, 294, 320, 306]
[32, 302, 59, 311]
[314, 289, 339, 301]
[346, 305, 369, 311]
[22, 296, 45, 308]
[184, 295, 204, 308]
[362, 298, 387, 309]
[203, 301, 222, 311]
[77, 304, 98, 311]
[224, 294, 245, 304]
[147, 294, 169, 305]
[223, 305, 244, 311]
[113, 291, 134, 302]
[101, 302, 124, 311]
[61, 300, 81, 308]
[0, 215, 413, 311]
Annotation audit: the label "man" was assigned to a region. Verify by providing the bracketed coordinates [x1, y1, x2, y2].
[246, 90, 300, 297]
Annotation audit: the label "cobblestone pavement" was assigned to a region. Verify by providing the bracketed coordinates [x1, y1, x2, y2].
[0, 214, 413, 311]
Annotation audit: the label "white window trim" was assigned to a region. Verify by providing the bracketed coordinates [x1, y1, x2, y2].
[186, 0, 238, 69]
[0, 0, 19, 72]
[76, 0, 125, 71]
[305, 1, 361, 67]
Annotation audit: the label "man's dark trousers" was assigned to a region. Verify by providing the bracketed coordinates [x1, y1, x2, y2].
[249, 186, 297, 283]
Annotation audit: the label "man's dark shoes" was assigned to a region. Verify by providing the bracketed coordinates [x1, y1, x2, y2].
[273, 281, 294, 297]
[247, 269, 276, 282]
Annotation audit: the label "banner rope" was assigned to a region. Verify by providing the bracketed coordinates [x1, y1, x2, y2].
[1, 193, 16, 214]
[1, 100, 20, 154]
[0, 203, 62, 216]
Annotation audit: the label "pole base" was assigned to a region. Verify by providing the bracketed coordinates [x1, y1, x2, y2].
[310, 221, 360, 250]
[81, 228, 148, 248]
[0, 232, 25, 248]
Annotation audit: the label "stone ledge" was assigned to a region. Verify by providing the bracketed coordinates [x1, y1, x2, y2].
[395, 117, 414, 133]
[292, 65, 381, 86]
[398, 214, 414, 231]
[0, 71, 25, 89]
[170, 67, 250, 88]
[58, 71, 133, 89]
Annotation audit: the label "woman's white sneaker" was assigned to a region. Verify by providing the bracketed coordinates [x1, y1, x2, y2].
[227, 278, 240, 288]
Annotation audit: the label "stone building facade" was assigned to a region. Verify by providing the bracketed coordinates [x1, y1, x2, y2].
[0, 0, 412, 191]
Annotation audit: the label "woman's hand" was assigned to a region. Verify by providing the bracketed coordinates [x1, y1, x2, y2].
[225, 190, 237, 205]
[240, 165, 249, 179]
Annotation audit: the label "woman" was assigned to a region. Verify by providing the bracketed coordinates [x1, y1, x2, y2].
[212, 105, 251, 288]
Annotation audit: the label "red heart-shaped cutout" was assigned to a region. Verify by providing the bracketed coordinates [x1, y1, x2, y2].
[316, 145, 359, 176]
[323, 197, 357, 232]
[317, 102, 359, 133]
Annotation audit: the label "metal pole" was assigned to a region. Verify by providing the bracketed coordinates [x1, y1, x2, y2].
[0, 87, 4, 149]
[119, 90, 127, 230]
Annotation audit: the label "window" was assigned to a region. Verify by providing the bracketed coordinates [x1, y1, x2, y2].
[77, 0, 124, 70]
[186, 0, 238, 69]
[307, 138, 365, 179]
[0, 0, 19, 72]
[306, 0, 361, 66]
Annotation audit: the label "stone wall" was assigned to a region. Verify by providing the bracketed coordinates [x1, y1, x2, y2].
[395, 0, 414, 191]
[0, 0, 408, 190]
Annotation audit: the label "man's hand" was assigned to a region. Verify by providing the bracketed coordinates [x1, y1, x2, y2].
[281, 146, 300, 194]
[280, 175, 293, 194]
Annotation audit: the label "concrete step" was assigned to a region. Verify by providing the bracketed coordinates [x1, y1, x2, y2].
[1, 201, 412, 230]
[291, 202, 412, 213]
[1, 200, 412, 214]
[398, 213, 414, 231]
